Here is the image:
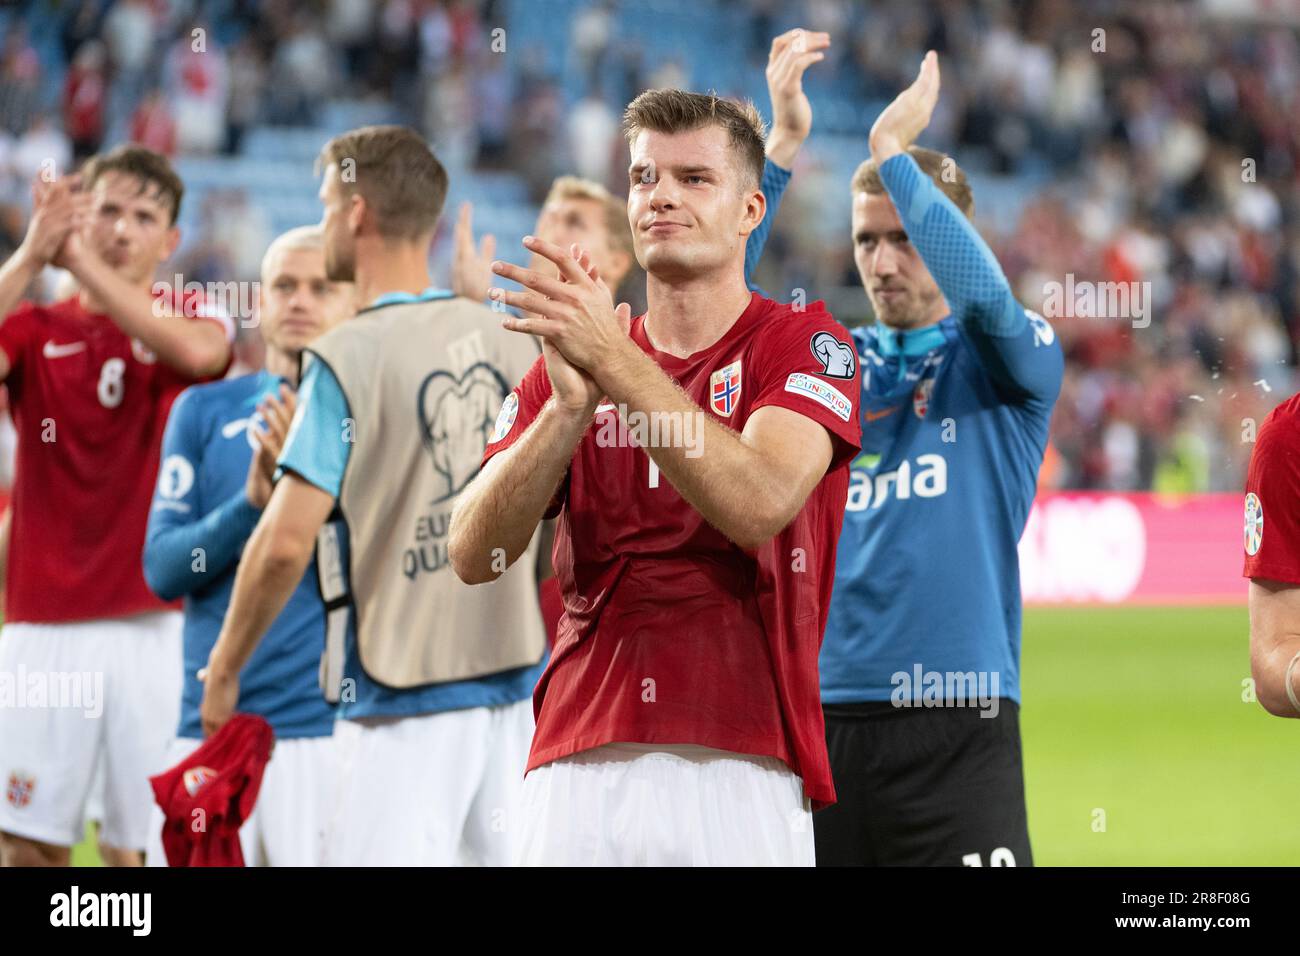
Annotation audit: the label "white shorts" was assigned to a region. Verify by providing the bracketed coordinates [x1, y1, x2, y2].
[0, 611, 182, 850]
[145, 732, 342, 867]
[325, 698, 533, 866]
[515, 743, 815, 866]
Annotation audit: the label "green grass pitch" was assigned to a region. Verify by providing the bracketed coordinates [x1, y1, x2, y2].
[71, 604, 1295, 866]
[1022, 604, 1298, 865]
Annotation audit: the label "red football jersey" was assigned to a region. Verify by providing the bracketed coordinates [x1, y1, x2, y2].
[0, 295, 232, 623]
[483, 293, 861, 807]
[1244, 393, 1300, 584]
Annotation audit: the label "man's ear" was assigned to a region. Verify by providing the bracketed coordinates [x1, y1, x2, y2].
[739, 187, 767, 239]
[162, 225, 182, 261]
[347, 193, 367, 237]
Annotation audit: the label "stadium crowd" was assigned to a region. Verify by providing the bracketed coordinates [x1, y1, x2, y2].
[0, 0, 1295, 492]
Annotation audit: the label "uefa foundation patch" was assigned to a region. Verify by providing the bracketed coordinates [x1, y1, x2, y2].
[785, 372, 852, 422]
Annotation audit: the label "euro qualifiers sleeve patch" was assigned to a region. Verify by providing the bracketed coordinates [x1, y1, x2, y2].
[810, 331, 856, 378]
[785, 372, 853, 422]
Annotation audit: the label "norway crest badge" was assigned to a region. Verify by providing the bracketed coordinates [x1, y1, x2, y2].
[913, 378, 935, 419]
[710, 360, 742, 417]
[183, 765, 219, 797]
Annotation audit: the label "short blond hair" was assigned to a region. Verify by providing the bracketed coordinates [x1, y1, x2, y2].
[851, 146, 973, 217]
[542, 176, 634, 258]
[260, 225, 324, 281]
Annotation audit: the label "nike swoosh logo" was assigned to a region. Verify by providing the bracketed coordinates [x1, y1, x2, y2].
[864, 406, 899, 422]
[43, 340, 87, 359]
[594, 402, 615, 414]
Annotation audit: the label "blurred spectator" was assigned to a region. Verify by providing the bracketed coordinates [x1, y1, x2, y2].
[7, 0, 1300, 493]
[328, 0, 377, 79]
[63, 41, 108, 161]
[164, 21, 229, 155]
[0, 28, 40, 138]
[566, 85, 619, 189]
[226, 37, 266, 155]
[130, 88, 176, 157]
[12, 117, 72, 183]
[270, 15, 334, 125]
[103, 0, 158, 111]
[60, 0, 102, 67]
[571, 0, 613, 90]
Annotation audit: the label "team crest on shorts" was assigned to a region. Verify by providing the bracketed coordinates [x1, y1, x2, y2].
[1245, 492, 1263, 556]
[183, 766, 218, 797]
[710, 360, 742, 417]
[913, 379, 935, 419]
[6, 772, 34, 809]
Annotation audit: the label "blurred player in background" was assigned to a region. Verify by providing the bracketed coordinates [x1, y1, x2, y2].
[450, 87, 860, 866]
[813, 54, 1063, 866]
[0, 146, 232, 866]
[141, 226, 353, 865]
[200, 126, 547, 866]
[454, 177, 635, 312]
[1243, 397, 1300, 720]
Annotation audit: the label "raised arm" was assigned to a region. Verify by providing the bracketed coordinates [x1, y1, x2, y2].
[61, 235, 230, 379]
[764, 29, 828, 170]
[0, 176, 90, 382]
[870, 52, 1062, 404]
[745, 28, 828, 291]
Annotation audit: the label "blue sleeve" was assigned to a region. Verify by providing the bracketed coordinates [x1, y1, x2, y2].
[277, 357, 351, 499]
[744, 157, 793, 294]
[878, 152, 1063, 405]
[143, 389, 264, 601]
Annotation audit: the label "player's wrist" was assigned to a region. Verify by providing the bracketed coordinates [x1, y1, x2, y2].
[205, 647, 240, 684]
[766, 130, 801, 170]
[592, 334, 643, 403]
[869, 134, 904, 163]
[13, 239, 47, 274]
[548, 390, 597, 425]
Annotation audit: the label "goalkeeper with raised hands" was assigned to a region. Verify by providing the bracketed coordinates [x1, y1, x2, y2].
[815, 52, 1063, 867]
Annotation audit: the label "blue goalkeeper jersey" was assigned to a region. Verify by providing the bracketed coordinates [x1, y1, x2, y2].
[144, 369, 335, 738]
[819, 153, 1064, 705]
